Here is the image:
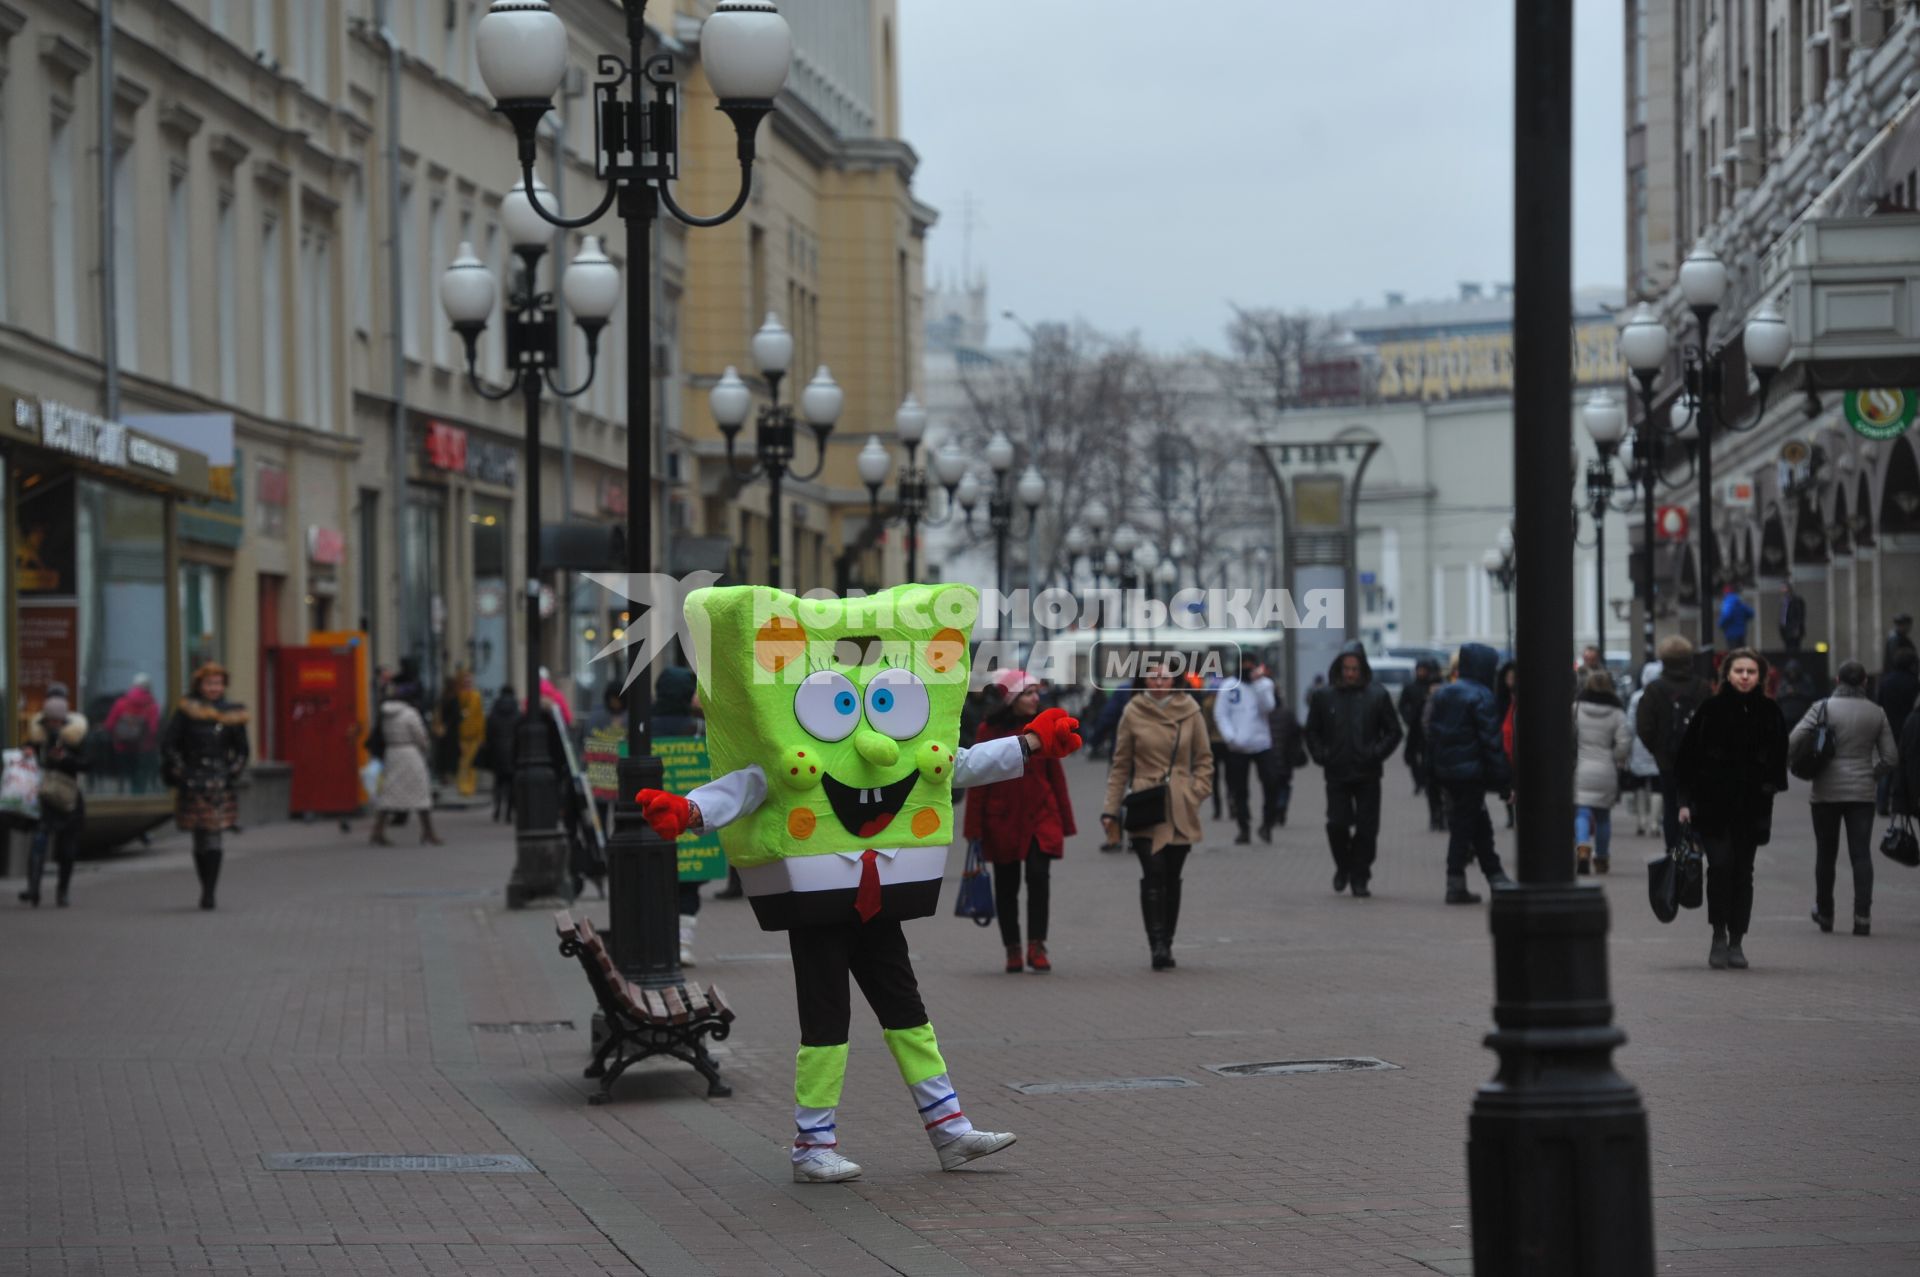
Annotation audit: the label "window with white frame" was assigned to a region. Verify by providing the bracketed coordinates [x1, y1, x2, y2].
[113, 143, 138, 373]
[400, 182, 420, 358]
[168, 168, 192, 385]
[429, 194, 448, 366]
[51, 111, 79, 348]
[217, 194, 238, 400]
[261, 213, 283, 417]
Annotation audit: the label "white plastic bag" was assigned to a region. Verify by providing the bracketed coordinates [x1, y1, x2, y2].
[359, 757, 383, 802]
[0, 749, 41, 821]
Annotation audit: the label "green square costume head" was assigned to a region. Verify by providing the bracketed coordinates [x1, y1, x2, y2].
[685, 583, 978, 869]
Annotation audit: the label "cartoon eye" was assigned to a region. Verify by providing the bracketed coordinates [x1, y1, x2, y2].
[794, 671, 861, 742]
[865, 668, 930, 741]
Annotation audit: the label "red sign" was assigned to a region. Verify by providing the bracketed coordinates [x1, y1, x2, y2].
[256, 461, 289, 507]
[426, 421, 469, 472]
[307, 525, 345, 565]
[1656, 505, 1690, 542]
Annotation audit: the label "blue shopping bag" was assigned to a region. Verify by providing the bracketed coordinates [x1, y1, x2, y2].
[953, 839, 995, 927]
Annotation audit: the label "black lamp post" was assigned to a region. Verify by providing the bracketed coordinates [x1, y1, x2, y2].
[855, 397, 970, 582]
[1577, 389, 1637, 659]
[1617, 259, 1791, 650]
[475, 0, 794, 988]
[1481, 528, 1516, 654]
[440, 214, 619, 908]
[708, 316, 843, 588]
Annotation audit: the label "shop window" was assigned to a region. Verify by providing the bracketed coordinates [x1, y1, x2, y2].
[469, 499, 510, 697]
[181, 562, 228, 676]
[404, 487, 447, 701]
[75, 479, 170, 796]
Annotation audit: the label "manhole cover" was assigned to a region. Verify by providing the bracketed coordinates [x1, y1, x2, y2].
[262, 1153, 536, 1173]
[471, 1021, 576, 1034]
[1205, 1057, 1401, 1077]
[1007, 1077, 1200, 1095]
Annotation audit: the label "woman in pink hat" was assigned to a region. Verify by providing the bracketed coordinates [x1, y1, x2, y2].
[963, 670, 1076, 972]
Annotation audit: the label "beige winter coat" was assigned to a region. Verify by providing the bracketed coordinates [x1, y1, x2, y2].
[1572, 698, 1633, 808]
[1103, 691, 1215, 853]
[375, 699, 434, 813]
[1790, 684, 1898, 805]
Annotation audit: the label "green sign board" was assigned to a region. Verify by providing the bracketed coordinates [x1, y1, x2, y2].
[1844, 389, 1917, 441]
[585, 729, 726, 883]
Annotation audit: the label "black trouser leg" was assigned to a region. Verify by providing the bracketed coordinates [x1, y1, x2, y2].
[1812, 802, 1842, 919]
[1325, 781, 1354, 875]
[1210, 743, 1229, 818]
[1659, 776, 1682, 847]
[1253, 749, 1284, 829]
[1426, 778, 1446, 829]
[24, 828, 48, 901]
[52, 828, 76, 898]
[193, 829, 224, 907]
[1833, 802, 1876, 918]
[1025, 852, 1051, 944]
[1444, 783, 1484, 881]
[1347, 781, 1382, 885]
[677, 880, 702, 918]
[791, 920, 931, 1046]
[991, 860, 1023, 948]
[1704, 832, 1759, 938]
[1223, 752, 1253, 833]
[1160, 845, 1189, 940]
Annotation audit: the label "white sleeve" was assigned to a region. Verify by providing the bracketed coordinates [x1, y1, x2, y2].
[688, 765, 767, 830]
[953, 735, 1026, 789]
[1254, 677, 1277, 715]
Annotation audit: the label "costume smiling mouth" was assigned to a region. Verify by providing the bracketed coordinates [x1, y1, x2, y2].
[820, 771, 922, 840]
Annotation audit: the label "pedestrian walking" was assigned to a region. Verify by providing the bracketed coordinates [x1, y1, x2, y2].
[1672, 648, 1789, 970]
[1266, 690, 1304, 828]
[1624, 661, 1665, 836]
[1422, 644, 1512, 903]
[485, 687, 519, 822]
[1873, 649, 1918, 816]
[1717, 584, 1755, 649]
[1213, 653, 1281, 844]
[1101, 670, 1213, 970]
[1775, 659, 1819, 731]
[370, 684, 440, 845]
[18, 687, 88, 908]
[1778, 581, 1807, 653]
[1400, 660, 1445, 831]
[1886, 613, 1916, 674]
[432, 677, 463, 785]
[1636, 634, 1712, 849]
[1792, 661, 1899, 937]
[102, 674, 163, 794]
[966, 671, 1075, 973]
[160, 663, 250, 910]
[1304, 643, 1404, 897]
[1572, 671, 1633, 875]
[453, 671, 485, 797]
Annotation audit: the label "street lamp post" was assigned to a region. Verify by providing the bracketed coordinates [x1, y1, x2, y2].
[856, 399, 970, 582]
[441, 207, 620, 908]
[1482, 527, 1516, 654]
[476, 0, 794, 992]
[965, 433, 1044, 638]
[1617, 255, 1791, 650]
[1579, 390, 1636, 659]
[709, 315, 844, 588]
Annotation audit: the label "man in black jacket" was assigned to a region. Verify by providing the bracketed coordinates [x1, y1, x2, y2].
[1305, 643, 1404, 897]
[1635, 634, 1712, 848]
[1398, 660, 1445, 831]
[1423, 643, 1513, 904]
[1876, 648, 1918, 815]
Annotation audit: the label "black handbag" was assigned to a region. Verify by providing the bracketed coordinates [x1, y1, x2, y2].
[1121, 720, 1181, 833]
[1788, 700, 1836, 782]
[1647, 835, 1705, 924]
[1881, 815, 1920, 869]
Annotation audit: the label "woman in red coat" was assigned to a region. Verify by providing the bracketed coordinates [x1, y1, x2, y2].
[965, 671, 1076, 973]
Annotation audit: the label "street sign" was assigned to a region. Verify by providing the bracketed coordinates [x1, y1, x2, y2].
[1722, 478, 1755, 509]
[1844, 389, 1916, 440]
[1655, 505, 1690, 542]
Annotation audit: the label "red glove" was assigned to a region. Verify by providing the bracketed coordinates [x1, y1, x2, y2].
[1023, 707, 1083, 759]
[635, 789, 693, 840]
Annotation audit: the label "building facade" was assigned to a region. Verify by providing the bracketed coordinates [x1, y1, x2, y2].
[1626, 0, 1920, 664]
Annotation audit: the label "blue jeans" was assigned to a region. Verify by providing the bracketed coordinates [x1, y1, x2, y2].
[1575, 806, 1612, 862]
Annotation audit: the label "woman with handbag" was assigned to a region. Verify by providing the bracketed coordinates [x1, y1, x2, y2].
[18, 687, 89, 907]
[1673, 648, 1789, 970]
[1101, 669, 1213, 971]
[1790, 660, 1899, 936]
[369, 681, 440, 846]
[965, 671, 1076, 973]
[160, 664, 250, 910]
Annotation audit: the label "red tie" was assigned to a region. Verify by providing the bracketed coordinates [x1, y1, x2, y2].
[855, 849, 882, 922]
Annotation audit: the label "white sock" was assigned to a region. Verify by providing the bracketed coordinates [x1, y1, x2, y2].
[792, 1106, 839, 1164]
[910, 1074, 974, 1147]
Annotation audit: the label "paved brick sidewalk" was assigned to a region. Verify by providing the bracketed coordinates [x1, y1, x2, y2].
[3, 761, 1917, 1275]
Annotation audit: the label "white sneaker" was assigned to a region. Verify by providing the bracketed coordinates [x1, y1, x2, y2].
[792, 1149, 863, 1183]
[678, 918, 697, 968]
[937, 1130, 1016, 1171]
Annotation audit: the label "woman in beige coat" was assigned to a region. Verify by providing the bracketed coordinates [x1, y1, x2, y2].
[1101, 672, 1214, 970]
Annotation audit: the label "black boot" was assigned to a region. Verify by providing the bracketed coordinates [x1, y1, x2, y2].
[194, 848, 223, 910]
[1233, 821, 1250, 846]
[19, 840, 46, 906]
[1140, 880, 1172, 970]
[1708, 925, 1729, 969]
[1445, 874, 1482, 905]
[1328, 827, 1352, 894]
[1164, 879, 1182, 968]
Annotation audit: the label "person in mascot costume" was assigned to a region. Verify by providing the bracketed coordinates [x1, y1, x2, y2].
[635, 583, 1082, 1183]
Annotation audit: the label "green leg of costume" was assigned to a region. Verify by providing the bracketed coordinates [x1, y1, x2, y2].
[885, 1023, 975, 1146]
[792, 1043, 848, 1165]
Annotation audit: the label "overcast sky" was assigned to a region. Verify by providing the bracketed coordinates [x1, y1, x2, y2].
[899, 1, 1625, 354]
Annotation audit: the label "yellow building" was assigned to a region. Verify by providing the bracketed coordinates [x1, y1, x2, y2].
[668, 0, 935, 592]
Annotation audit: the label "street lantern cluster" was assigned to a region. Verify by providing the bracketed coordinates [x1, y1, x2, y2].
[1481, 526, 1516, 653]
[709, 313, 843, 589]
[1574, 388, 1637, 658]
[854, 397, 975, 583]
[1619, 243, 1792, 649]
[473, 0, 795, 1027]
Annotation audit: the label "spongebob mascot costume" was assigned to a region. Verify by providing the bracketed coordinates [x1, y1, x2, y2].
[634, 583, 1082, 1182]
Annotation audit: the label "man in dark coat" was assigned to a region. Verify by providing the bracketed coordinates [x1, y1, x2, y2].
[1304, 643, 1403, 898]
[1635, 634, 1712, 848]
[1398, 660, 1445, 831]
[1887, 614, 1916, 674]
[1422, 643, 1513, 904]
[1875, 649, 1918, 815]
[1778, 582, 1807, 653]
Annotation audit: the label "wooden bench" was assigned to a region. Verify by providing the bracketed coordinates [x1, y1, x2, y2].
[554, 910, 735, 1102]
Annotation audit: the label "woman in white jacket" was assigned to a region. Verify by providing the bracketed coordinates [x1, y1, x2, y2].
[1572, 671, 1634, 874]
